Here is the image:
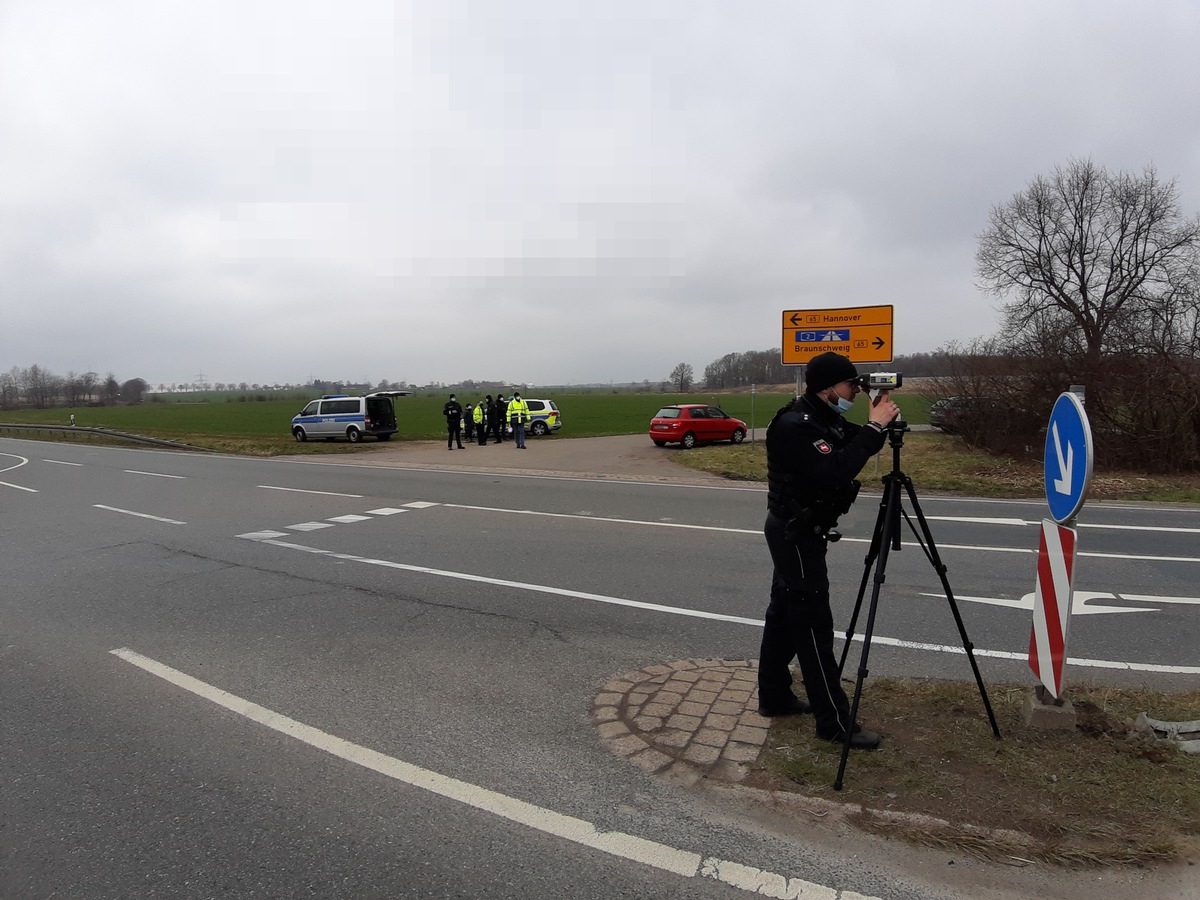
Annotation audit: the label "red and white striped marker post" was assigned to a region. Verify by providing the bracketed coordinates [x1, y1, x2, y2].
[1028, 519, 1078, 698]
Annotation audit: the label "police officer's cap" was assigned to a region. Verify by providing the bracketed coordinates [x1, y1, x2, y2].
[806, 352, 858, 393]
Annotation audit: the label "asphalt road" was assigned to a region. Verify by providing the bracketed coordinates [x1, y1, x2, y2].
[2, 435, 1197, 900]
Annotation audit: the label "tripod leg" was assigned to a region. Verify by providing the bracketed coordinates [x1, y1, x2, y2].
[835, 476, 901, 790]
[901, 477, 1001, 739]
[838, 481, 890, 673]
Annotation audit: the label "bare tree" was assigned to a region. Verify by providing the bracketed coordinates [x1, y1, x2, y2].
[976, 158, 1200, 377]
[669, 362, 694, 392]
[972, 159, 1200, 470]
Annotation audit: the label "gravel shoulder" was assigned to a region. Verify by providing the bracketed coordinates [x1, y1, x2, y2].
[318, 433, 744, 485]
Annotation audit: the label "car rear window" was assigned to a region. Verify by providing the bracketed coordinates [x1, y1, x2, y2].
[527, 400, 545, 411]
[654, 408, 681, 419]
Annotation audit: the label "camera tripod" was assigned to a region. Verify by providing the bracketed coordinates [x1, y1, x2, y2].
[833, 418, 1000, 790]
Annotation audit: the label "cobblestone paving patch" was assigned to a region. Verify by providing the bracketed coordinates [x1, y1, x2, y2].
[591, 659, 775, 785]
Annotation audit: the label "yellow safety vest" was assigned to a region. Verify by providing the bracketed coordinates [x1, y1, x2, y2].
[473, 404, 485, 425]
[508, 397, 529, 424]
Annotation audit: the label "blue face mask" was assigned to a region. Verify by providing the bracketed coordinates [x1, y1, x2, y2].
[827, 394, 855, 414]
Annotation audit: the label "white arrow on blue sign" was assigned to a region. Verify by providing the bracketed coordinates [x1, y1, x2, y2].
[1044, 392, 1094, 524]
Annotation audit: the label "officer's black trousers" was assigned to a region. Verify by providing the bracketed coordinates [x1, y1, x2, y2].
[758, 511, 853, 737]
[448, 423, 463, 448]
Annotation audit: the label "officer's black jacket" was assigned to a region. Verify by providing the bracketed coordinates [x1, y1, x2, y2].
[443, 400, 463, 423]
[765, 393, 888, 520]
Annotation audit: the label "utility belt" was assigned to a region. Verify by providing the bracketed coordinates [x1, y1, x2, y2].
[783, 480, 861, 543]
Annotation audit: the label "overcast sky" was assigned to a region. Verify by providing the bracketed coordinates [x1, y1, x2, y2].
[2, 1, 1198, 389]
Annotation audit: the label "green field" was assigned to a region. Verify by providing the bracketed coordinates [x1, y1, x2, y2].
[0, 389, 934, 454]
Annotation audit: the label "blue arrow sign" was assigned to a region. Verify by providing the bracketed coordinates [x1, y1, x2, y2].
[1044, 392, 1093, 523]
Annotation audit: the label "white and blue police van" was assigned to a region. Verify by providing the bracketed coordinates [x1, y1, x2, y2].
[290, 391, 410, 443]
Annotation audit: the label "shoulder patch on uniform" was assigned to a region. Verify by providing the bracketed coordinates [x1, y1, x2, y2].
[813, 439, 832, 454]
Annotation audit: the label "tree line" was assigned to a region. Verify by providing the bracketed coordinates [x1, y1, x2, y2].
[0, 366, 148, 409]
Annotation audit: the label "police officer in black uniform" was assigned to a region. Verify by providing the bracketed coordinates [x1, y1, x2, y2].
[757, 351, 899, 750]
[443, 393, 464, 449]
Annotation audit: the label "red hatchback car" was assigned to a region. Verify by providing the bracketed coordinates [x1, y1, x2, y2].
[649, 404, 747, 449]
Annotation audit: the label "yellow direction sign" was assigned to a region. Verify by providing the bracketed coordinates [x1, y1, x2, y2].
[781, 305, 894, 365]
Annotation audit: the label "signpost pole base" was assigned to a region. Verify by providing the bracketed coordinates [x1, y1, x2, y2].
[1022, 685, 1077, 730]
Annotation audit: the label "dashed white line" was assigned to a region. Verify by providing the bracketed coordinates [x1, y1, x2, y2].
[125, 469, 186, 479]
[94, 505, 186, 525]
[109, 647, 879, 900]
[43, 459, 83, 467]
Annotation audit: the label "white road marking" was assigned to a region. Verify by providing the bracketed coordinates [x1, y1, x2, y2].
[327, 514, 371, 523]
[0, 480, 38, 493]
[367, 507, 408, 515]
[237, 530, 289, 540]
[258, 485, 363, 498]
[239, 534, 1200, 675]
[288, 522, 334, 532]
[125, 469, 186, 479]
[423, 504, 1200, 563]
[927, 515, 1200, 536]
[445, 503, 758, 535]
[43, 459, 83, 467]
[926, 516, 1030, 526]
[0, 453, 36, 491]
[939, 592, 1139, 616]
[94, 504, 186, 525]
[109, 648, 879, 899]
[243, 535, 761, 627]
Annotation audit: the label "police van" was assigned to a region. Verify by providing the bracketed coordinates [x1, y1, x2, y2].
[290, 391, 410, 443]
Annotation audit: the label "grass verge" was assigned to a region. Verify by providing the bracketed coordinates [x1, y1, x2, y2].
[676, 432, 1200, 502]
[749, 678, 1200, 866]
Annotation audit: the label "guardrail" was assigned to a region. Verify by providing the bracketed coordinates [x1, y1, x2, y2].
[0, 423, 213, 452]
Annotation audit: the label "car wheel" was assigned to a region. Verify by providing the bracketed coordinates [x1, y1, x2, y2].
[293, 427, 307, 442]
[652, 439, 666, 447]
[531, 421, 548, 436]
[730, 428, 745, 444]
[347, 427, 361, 443]
[681, 432, 697, 450]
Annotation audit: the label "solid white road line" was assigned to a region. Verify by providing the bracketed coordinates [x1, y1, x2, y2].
[258, 485, 364, 498]
[445, 503, 759, 535]
[109, 648, 879, 900]
[238, 534, 1200, 675]
[252, 537, 761, 627]
[93, 504, 186, 525]
[428, 502, 1200, 563]
[0, 453, 36, 491]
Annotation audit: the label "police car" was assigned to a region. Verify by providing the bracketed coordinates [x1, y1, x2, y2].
[523, 398, 562, 435]
[290, 391, 410, 443]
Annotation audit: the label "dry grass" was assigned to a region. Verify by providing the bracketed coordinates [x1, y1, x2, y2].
[678, 432, 1200, 502]
[749, 678, 1200, 866]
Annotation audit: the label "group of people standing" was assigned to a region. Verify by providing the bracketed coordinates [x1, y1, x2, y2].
[442, 392, 531, 449]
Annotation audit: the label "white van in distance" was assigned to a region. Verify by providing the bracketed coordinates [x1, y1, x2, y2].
[291, 391, 410, 443]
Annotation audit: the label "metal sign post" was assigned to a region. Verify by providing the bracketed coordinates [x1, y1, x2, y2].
[1028, 391, 1094, 709]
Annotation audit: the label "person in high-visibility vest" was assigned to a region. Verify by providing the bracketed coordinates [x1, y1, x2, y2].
[508, 392, 530, 449]
[473, 401, 487, 445]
